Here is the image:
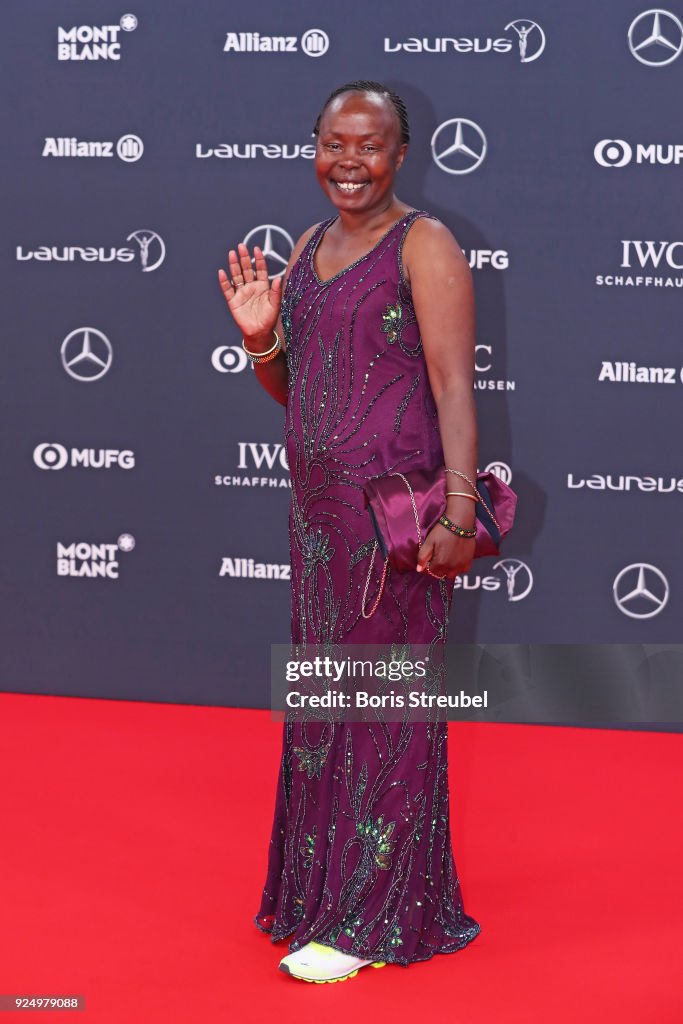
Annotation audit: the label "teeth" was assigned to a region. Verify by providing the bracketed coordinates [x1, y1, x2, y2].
[336, 182, 366, 191]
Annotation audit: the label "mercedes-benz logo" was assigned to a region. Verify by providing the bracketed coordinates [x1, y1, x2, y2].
[126, 229, 166, 272]
[613, 563, 669, 618]
[628, 9, 683, 66]
[504, 20, 546, 63]
[61, 327, 113, 382]
[242, 224, 293, 279]
[431, 119, 487, 175]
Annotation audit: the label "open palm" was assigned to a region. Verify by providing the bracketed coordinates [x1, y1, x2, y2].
[217, 242, 282, 340]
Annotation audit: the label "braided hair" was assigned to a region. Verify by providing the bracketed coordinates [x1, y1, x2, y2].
[312, 80, 410, 146]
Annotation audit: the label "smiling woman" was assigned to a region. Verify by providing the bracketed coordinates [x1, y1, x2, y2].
[218, 79, 481, 984]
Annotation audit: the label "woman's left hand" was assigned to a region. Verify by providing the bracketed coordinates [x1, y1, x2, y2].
[416, 525, 475, 579]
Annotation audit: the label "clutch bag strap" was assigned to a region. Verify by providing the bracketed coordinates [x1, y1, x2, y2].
[360, 541, 389, 619]
[390, 471, 423, 545]
[360, 471, 421, 619]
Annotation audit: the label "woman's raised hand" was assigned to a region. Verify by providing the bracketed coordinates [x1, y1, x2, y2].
[217, 243, 282, 342]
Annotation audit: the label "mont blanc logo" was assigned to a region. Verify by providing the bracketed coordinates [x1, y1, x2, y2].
[598, 360, 683, 384]
[16, 229, 165, 272]
[431, 119, 487, 175]
[57, 14, 137, 61]
[219, 556, 290, 580]
[595, 240, 683, 288]
[454, 559, 533, 601]
[594, 138, 683, 167]
[215, 442, 291, 489]
[242, 224, 293, 278]
[57, 534, 135, 580]
[385, 19, 545, 62]
[42, 134, 144, 161]
[613, 563, 669, 619]
[223, 29, 329, 57]
[628, 10, 683, 66]
[568, 471, 683, 492]
[61, 328, 113, 382]
[211, 345, 250, 374]
[196, 142, 315, 160]
[33, 443, 135, 471]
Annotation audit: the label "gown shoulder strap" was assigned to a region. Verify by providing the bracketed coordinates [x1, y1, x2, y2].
[397, 210, 439, 288]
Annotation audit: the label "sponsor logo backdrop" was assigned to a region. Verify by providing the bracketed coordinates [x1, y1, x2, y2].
[2, 1, 682, 718]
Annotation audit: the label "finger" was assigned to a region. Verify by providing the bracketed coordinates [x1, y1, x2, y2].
[427, 558, 447, 578]
[416, 539, 434, 573]
[237, 242, 255, 283]
[253, 245, 269, 282]
[217, 268, 235, 301]
[228, 249, 244, 284]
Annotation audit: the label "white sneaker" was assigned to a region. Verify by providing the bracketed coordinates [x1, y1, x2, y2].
[278, 940, 386, 983]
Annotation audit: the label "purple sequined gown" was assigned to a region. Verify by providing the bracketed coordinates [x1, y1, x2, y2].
[254, 210, 481, 965]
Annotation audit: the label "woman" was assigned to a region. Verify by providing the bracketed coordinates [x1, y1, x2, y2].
[218, 80, 481, 983]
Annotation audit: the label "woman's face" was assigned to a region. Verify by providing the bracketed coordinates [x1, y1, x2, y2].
[315, 91, 407, 214]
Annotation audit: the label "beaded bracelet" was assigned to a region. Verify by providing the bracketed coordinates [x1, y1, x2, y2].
[437, 513, 476, 539]
[242, 330, 282, 364]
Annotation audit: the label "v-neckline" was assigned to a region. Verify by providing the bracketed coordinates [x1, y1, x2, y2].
[310, 210, 416, 287]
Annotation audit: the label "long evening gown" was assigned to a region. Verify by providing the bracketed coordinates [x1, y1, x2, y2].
[253, 209, 481, 966]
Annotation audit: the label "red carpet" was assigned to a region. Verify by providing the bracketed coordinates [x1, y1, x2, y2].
[0, 692, 680, 1022]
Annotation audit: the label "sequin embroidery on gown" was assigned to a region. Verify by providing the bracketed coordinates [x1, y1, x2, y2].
[253, 210, 481, 965]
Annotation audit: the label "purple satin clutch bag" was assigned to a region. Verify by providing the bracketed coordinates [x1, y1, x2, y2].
[363, 467, 517, 573]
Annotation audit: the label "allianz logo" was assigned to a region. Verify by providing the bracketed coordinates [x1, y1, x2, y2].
[42, 135, 143, 161]
[599, 361, 683, 384]
[196, 143, 315, 160]
[567, 473, 683, 493]
[223, 30, 329, 57]
[219, 557, 290, 580]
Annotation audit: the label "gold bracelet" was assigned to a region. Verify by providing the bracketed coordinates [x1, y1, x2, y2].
[446, 491, 478, 501]
[445, 468, 478, 495]
[242, 330, 281, 362]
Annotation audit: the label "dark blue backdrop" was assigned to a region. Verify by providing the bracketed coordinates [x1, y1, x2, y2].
[2, 2, 682, 715]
